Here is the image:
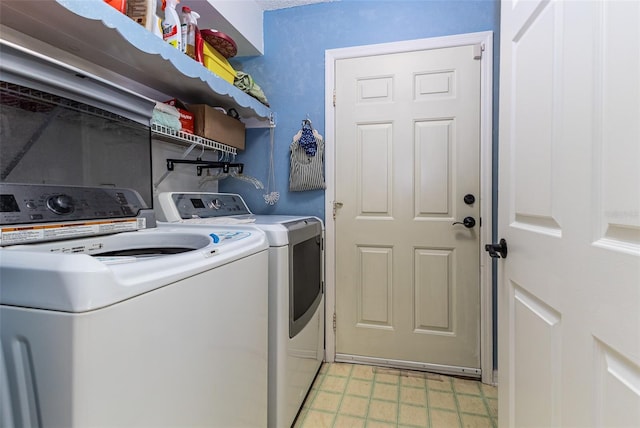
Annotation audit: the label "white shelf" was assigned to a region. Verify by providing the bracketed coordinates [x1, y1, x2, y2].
[0, 0, 273, 127]
[151, 123, 237, 156]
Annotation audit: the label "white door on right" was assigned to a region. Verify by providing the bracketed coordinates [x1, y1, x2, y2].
[498, 0, 640, 427]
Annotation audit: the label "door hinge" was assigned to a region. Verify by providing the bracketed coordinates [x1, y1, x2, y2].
[332, 201, 343, 220]
[473, 43, 484, 60]
[333, 312, 336, 332]
[333, 89, 336, 107]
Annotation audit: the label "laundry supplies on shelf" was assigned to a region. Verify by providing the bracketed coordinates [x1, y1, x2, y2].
[181, 6, 200, 60]
[202, 41, 236, 83]
[162, 0, 181, 50]
[125, 0, 162, 37]
[151, 101, 181, 131]
[234, 71, 270, 107]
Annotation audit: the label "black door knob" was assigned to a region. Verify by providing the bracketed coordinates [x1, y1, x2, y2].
[463, 194, 476, 205]
[452, 216, 476, 228]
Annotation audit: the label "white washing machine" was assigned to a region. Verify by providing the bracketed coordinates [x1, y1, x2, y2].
[0, 184, 269, 428]
[155, 192, 324, 428]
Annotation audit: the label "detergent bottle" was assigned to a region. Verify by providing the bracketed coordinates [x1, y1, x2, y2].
[150, 0, 164, 38]
[125, 0, 162, 38]
[162, 0, 181, 50]
[181, 6, 200, 60]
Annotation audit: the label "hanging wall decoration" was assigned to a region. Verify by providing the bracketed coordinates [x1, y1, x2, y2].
[263, 123, 280, 205]
[289, 119, 326, 191]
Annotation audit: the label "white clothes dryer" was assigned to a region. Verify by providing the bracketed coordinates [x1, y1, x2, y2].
[0, 184, 269, 428]
[155, 192, 324, 428]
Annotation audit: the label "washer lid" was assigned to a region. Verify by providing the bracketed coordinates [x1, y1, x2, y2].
[0, 227, 267, 312]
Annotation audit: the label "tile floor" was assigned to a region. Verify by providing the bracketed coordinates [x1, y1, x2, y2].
[293, 362, 497, 428]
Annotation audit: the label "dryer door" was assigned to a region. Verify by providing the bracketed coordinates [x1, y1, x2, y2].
[287, 219, 323, 338]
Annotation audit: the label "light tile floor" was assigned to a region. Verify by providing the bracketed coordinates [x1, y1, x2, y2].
[294, 362, 497, 428]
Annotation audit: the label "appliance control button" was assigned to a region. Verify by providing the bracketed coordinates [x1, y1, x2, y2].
[208, 199, 222, 210]
[46, 194, 74, 215]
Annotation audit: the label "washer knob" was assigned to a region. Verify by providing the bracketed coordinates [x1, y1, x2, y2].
[47, 194, 75, 215]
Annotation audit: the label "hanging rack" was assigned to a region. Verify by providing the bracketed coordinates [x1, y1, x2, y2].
[166, 158, 244, 176]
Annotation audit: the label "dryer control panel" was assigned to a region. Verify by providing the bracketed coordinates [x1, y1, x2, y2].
[156, 192, 253, 222]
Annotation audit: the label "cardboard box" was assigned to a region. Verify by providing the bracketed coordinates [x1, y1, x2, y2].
[188, 104, 245, 150]
[165, 99, 194, 134]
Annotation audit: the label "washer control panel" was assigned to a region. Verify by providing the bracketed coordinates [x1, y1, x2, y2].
[0, 183, 147, 225]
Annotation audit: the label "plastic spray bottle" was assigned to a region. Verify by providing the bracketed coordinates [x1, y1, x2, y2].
[181, 6, 200, 60]
[150, 0, 164, 39]
[162, 0, 181, 50]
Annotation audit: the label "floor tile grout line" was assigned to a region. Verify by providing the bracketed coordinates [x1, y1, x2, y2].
[328, 363, 349, 428]
[484, 387, 499, 424]
[424, 372, 433, 428]
[364, 366, 374, 424]
[395, 368, 401, 425]
[371, 366, 398, 425]
[449, 376, 465, 428]
[343, 363, 373, 425]
[478, 379, 495, 424]
[417, 372, 429, 428]
[483, 392, 499, 428]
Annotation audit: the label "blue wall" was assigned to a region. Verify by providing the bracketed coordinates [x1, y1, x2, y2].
[221, 0, 499, 222]
[221, 0, 501, 369]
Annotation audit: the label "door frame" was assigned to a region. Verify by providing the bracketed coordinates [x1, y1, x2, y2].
[324, 31, 495, 385]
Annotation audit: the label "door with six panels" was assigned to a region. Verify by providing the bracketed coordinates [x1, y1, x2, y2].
[334, 45, 482, 374]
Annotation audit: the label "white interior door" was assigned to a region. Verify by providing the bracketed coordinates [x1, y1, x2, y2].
[498, 0, 640, 426]
[333, 44, 483, 376]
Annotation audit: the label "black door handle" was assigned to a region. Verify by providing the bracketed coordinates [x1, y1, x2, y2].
[485, 239, 508, 259]
[452, 216, 476, 228]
